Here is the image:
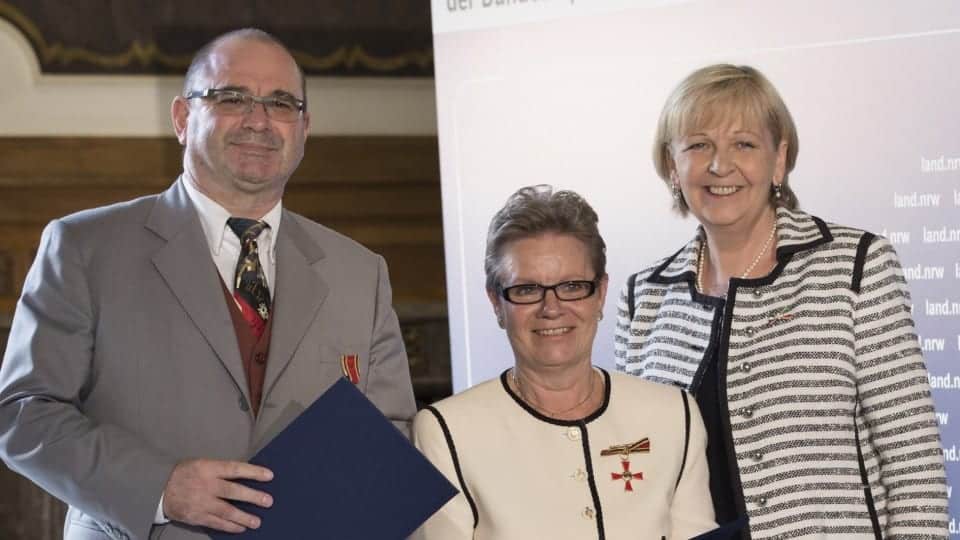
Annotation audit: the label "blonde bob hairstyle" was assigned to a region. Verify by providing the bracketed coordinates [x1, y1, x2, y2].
[652, 64, 800, 215]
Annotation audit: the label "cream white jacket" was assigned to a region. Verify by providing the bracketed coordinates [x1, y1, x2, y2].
[412, 369, 715, 540]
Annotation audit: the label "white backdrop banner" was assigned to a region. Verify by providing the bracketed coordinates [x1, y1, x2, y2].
[432, 0, 960, 529]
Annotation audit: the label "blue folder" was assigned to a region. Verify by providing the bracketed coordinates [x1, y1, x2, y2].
[690, 516, 748, 539]
[209, 378, 457, 539]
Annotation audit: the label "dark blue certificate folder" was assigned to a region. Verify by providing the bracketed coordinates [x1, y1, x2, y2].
[690, 516, 748, 540]
[209, 378, 457, 539]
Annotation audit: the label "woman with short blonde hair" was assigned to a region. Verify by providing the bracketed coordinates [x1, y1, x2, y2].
[616, 64, 947, 539]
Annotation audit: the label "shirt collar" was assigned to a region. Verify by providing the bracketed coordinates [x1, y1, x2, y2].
[181, 175, 283, 261]
[259, 200, 283, 263]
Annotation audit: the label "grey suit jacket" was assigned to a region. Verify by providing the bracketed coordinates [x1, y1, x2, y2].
[0, 179, 417, 540]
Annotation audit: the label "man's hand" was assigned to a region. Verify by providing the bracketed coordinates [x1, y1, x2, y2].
[163, 459, 274, 533]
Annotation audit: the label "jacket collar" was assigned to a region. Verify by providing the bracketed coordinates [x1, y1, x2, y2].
[649, 206, 833, 284]
[144, 178, 329, 416]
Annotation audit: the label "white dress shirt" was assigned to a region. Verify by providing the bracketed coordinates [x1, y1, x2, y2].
[182, 176, 281, 292]
[154, 177, 282, 524]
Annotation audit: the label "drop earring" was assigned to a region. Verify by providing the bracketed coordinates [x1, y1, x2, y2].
[773, 182, 782, 200]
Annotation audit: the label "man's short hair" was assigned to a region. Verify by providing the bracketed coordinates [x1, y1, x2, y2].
[182, 28, 308, 109]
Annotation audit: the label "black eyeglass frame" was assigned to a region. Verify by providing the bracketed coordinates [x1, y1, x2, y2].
[184, 88, 306, 119]
[498, 278, 600, 305]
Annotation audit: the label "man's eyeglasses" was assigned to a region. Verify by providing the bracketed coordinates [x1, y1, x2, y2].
[499, 279, 599, 305]
[184, 88, 305, 123]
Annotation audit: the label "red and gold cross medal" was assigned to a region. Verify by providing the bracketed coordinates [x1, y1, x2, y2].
[611, 460, 642, 491]
[601, 438, 650, 492]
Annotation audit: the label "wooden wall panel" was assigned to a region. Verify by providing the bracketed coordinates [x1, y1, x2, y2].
[0, 136, 439, 184]
[0, 136, 451, 539]
[0, 137, 448, 300]
[0, 137, 449, 312]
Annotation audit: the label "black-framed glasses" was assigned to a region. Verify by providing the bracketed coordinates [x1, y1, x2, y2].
[499, 279, 599, 305]
[184, 88, 305, 123]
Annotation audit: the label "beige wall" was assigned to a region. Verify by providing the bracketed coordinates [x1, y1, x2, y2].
[0, 19, 437, 137]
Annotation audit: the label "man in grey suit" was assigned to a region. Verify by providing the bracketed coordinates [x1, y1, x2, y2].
[0, 28, 417, 539]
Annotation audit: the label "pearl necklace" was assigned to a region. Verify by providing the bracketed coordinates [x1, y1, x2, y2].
[697, 223, 777, 295]
[512, 368, 599, 418]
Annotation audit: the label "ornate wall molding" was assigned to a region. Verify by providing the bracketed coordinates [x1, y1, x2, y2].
[0, 1, 433, 76]
[0, 18, 437, 137]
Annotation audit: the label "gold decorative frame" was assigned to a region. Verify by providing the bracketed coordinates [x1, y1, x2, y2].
[0, 1, 432, 75]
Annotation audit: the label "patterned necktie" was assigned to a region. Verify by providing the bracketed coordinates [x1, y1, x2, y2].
[227, 218, 271, 338]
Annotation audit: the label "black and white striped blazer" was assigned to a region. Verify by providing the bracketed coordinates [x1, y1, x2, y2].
[615, 207, 947, 539]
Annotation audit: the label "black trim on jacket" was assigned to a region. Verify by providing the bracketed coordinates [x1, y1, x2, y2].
[689, 307, 725, 395]
[852, 232, 876, 294]
[716, 284, 751, 540]
[775, 215, 834, 257]
[676, 390, 692, 489]
[499, 368, 612, 426]
[646, 246, 687, 284]
[853, 395, 883, 539]
[423, 405, 479, 528]
[580, 424, 606, 540]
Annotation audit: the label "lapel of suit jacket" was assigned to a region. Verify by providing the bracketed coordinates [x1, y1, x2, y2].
[262, 210, 329, 400]
[146, 178, 248, 402]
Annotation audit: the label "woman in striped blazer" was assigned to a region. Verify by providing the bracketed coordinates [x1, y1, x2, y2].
[614, 64, 947, 539]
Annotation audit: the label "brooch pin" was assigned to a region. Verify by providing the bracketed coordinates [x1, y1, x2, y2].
[601, 438, 650, 457]
[340, 354, 360, 384]
[766, 312, 794, 325]
[602, 438, 650, 492]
